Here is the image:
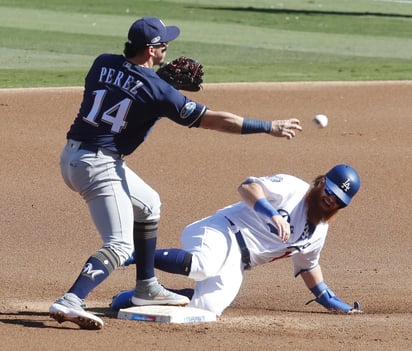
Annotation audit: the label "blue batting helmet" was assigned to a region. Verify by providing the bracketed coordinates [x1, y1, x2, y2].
[325, 164, 360, 207]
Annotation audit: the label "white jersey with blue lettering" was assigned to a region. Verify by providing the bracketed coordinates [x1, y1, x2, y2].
[216, 174, 328, 276]
[181, 174, 329, 315]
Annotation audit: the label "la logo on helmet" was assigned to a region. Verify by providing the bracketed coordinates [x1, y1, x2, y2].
[341, 179, 351, 192]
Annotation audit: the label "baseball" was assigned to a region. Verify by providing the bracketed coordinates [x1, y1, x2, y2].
[312, 114, 328, 128]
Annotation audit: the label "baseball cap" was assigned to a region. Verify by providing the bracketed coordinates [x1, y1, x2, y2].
[127, 17, 180, 48]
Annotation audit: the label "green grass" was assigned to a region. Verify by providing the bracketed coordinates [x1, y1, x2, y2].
[1, 0, 412, 87]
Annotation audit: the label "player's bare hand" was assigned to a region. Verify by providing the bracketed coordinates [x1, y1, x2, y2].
[271, 215, 291, 242]
[271, 118, 302, 139]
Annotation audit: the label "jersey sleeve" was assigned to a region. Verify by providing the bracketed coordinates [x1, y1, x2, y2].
[155, 80, 207, 128]
[243, 174, 309, 209]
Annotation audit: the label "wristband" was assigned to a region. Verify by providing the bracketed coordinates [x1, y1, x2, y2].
[253, 198, 279, 218]
[241, 118, 272, 134]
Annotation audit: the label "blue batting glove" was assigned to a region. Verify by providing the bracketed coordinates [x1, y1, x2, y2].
[307, 281, 353, 313]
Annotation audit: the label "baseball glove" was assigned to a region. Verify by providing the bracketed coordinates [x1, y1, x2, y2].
[156, 56, 204, 91]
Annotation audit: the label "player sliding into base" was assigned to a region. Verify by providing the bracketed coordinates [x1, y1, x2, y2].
[112, 164, 364, 316]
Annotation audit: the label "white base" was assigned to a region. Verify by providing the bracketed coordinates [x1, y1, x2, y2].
[117, 305, 217, 324]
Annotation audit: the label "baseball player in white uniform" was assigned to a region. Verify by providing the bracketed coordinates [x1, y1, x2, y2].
[111, 164, 363, 316]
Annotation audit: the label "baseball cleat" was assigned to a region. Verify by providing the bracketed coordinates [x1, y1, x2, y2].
[49, 293, 104, 330]
[132, 282, 190, 307]
[110, 289, 135, 310]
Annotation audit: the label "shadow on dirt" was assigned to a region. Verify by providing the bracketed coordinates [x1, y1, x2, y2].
[0, 308, 117, 329]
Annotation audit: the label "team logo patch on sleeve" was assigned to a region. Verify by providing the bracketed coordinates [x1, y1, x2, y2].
[180, 102, 196, 119]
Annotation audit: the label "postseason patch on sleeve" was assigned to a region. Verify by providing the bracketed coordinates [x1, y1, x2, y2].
[180, 101, 196, 119]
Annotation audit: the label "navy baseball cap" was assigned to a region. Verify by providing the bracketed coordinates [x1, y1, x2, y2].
[127, 17, 180, 48]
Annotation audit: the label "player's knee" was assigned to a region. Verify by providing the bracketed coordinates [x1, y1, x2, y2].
[133, 192, 161, 221]
[189, 293, 226, 316]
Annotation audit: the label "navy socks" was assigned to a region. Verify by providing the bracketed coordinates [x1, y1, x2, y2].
[68, 247, 120, 300]
[155, 248, 192, 276]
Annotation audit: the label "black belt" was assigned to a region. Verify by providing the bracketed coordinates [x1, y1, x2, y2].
[79, 142, 99, 153]
[78, 142, 123, 158]
[226, 217, 251, 270]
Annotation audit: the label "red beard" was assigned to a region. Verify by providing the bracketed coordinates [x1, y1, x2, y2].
[306, 184, 340, 225]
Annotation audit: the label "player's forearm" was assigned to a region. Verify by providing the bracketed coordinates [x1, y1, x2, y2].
[199, 111, 302, 139]
[199, 110, 243, 133]
[302, 266, 356, 313]
[301, 265, 324, 289]
[200, 111, 272, 134]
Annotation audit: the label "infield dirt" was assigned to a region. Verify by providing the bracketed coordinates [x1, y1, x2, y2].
[0, 82, 411, 350]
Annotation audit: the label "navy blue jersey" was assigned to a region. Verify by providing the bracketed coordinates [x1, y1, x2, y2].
[67, 54, 207, 155]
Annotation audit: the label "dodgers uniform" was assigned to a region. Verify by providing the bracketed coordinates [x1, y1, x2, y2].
[182, 174, 328, 315]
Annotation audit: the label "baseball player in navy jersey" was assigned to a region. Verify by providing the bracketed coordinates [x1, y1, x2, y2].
[111, 164, 363, 316]
[48, 16, 302, 330]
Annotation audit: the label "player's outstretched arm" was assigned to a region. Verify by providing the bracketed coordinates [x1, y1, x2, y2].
[199, 110, 302, 139]
[301, 266, 363, 314]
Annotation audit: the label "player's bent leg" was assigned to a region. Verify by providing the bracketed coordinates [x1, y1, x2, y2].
[123, 165, 190, 306]
[125, 165, 161, 223]
[189, 239, 244, 316]
[181, 216, 232, 281]
[189, 273, 241, 316]
[133, 222, 190, 306]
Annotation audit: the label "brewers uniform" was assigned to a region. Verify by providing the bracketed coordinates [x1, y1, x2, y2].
[50, 17, 206, 330]
[63, 53, 206, 263]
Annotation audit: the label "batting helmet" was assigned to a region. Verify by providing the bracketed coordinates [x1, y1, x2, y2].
[325, 164, 360, 207]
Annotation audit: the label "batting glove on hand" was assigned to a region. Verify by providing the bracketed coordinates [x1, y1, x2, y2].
[307, 282, 364, 314]
[347, 301, 364, 314]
